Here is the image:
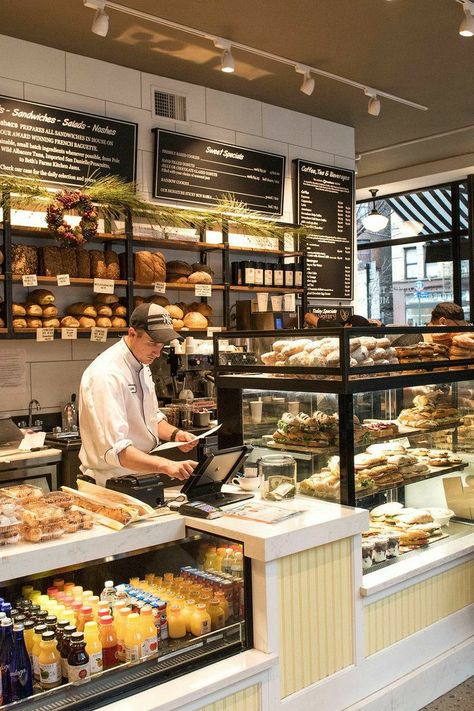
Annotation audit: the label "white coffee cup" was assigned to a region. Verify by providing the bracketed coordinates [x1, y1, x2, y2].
[271, 295, 283, 311]
[249, 400, 263, 424]
[232, 476, 259, 491]
[256, 292, 269, 312]
[287, 401, 300, 415]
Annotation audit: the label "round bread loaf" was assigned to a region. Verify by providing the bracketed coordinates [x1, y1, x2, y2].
[189, 302, 213, 318]
[79, 316, 95, 328]
[60, 316, 80, 328]
[27, 288, 55, 305]
[183, 312, 208, 329]
[96, 317, 112, 328]
[25, 303, 42, 316]
[172, 318, 184, 331]
[191, 263, 214, 276]
[96, 304, 113, 317]
[13, 318, 27, 328]
[166, 304, 184, 319]
[146, 294, 169, 306]
[188, 271, 212, 284]
[12, 303, 26, 316]
[42, 318, 60, 328]
[93, 293, 120, 305]
[112, 304, 127, 316]
[111, 316, 127, 328]
[42, 304, 58, 318]
[66, 303, 97, 317]
[26, 318, 42, 328]
[166, 260, 192, 276]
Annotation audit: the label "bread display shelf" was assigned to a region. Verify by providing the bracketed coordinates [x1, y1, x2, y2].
[11, 275, 128, 287]
[133, 281, 225, 290]
[0, 223, 125, 242]
[10, 327, 129, 335]
[355, 461, 469, 500]
[229, 285, 304, 293]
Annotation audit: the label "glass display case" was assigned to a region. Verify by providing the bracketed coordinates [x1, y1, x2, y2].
[0, 530, 251, 710]
[214, 327, 474, 571]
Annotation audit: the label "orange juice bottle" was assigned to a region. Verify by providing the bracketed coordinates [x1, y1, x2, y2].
[216, 591, 230, 621]
[23, 619, 35, 662]
[215, 548, 227, 572]
[129, 577, 139, 586]
[31, 623, 47, 681]
[38, 630, 62, 689]
[203, 546, 217, 571]
[84, 621, 103, 675]
[116, 607, 131, 662]
[123, 613, 142, 664]
[208, 599, 225, 630]
[76, 605, 94, 632]
[140, 605, 158, 657]
[99, 615, 118, 669]
[53, 578, 65, 592]
[163, 572, 174, 586]
[89, 596, 100, 620]
[181, 600, 195, 633]
[167, 605, 186, 639]
[190, 603, 211, 637]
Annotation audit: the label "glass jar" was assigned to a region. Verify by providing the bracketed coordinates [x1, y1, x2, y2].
[258, 454, 297, 500]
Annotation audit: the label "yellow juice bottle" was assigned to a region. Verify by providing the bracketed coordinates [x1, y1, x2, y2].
[167, 605, 186, 639]
[190, 603, 211, 637]
[181, 600, 196, 633]
[31, 623, 48, 682]
[129, 577, 139, 586]
[139, 605, 158, 657]
[203, 546, 217, 571]
[38, 630, 62, 689]
[208, 599, 225, 631]
[116, 607, 131, 662]
[84, 620, 103, 675]
[23, 620, 35, 666]
[124, 613, 142, 664]
[216, 592, 230, 621]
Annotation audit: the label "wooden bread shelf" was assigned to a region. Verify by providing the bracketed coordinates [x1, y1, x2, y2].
[133, 282, 225, 290]
[0, 224, 125, 242]
[11, 276, 127, 287]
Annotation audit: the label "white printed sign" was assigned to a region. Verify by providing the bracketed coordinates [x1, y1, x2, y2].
[61, 327, 77, 340]
[36, 327, 55, 342]
[22, 274, 38, 287]
[195, 284, 212, 297]
[154, 282, 166, 293]
[90, 327, 108, 342]
[93, 278, 114, 294]
[207, 326, 222, 337]
[57, 274, 70, 286]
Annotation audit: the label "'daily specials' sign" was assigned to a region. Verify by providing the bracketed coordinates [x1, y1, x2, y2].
[153, 130, 285, 215]
[0, 96, 137, 187]
[295, 160, 354, 301]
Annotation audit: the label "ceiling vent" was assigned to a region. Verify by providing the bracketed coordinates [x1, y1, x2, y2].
[152, 88, 188, 124]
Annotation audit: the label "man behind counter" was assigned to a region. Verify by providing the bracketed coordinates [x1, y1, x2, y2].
[79, 303, 197, 487]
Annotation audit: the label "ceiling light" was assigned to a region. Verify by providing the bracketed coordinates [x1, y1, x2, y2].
[295, 64, 315, 96]
[84, 1, 109, 37]
[365, 88, 381, 116]
[459, 0, 474, 36]
[212, 37, 235, 73]
[361, 189, 389, 232]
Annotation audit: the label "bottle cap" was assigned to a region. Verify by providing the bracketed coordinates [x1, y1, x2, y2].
[58, 619, 70, 629]
[42, 630, 55, 641]
[70, 631, 84, 641]
[1, 618, 12, 627]
[46, 615, 57, 624]
[104, 580, 114, 588]
[81, 606, 92, 615]
[24, 620, 35, 629]
[34, 623, 47, 634]
[99, 615, 113, 624]
[64, 625, 76, 635]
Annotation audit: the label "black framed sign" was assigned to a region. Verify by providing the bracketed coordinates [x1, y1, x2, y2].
[295, 160, 354, 301]
[153, 130, 285, 215]
[0, 96, 137, 187]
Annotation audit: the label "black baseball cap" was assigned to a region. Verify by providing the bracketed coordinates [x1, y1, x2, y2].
[431, 302, 465, 323]
[130, 303, 182, 342]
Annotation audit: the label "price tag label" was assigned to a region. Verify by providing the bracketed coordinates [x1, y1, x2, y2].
[93, 278, 114, 294]
[154, 282, 166, 293]
[61, 327, 77, 340]
[90, 326, 108, 342]
[195, 284, 212, 297]
[36, 327, 54, 342]
[283, 293, 296, 312]
[391, 436, 412, 448]
[56, 274, 70, 286]
[207, 326, 222, 338]
[22, 274, 38, 287]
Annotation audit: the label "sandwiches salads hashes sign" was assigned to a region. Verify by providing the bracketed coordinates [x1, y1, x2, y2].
[0, 96, 137, 186]
[295, 160, 354, 301]
[153, 130, 285, 215]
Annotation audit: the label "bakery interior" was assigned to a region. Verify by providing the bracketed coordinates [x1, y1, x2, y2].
[0, 2, 473, 711]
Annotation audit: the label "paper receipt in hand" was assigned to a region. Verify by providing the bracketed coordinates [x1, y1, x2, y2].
[150, 424, 221, 452]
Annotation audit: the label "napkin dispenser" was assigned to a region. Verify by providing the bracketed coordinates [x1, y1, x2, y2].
[105, 474, 165, 508]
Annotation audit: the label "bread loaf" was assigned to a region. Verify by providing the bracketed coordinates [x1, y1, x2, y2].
[96, 304, 113, 317]
[93, 293, 119, 305]
[105, 250, 120, 280]
[78, 316, 95, 328]
[166, 305, 184, 319]
[42, 304, 58, 318]
[133, 296, 146, 307]
[12, 303, 26, 316]
[188, 271, 212, 284]
[26, 318, 42, 328]
[27, 289, 55, 305]
[191, 263, 214, 276]
[96, 317, 112, 328]
[0, 317, 5, 328]
[183, 312, 208, 329]
[111, 316, 127, 328]
[151, 252, 166, 282]
[60, 316, 80, 328]
[66, 303, 97, 317]
[89, 250, 107, 278]
[112, 304, 127, 316]
[190, 302, 213, 318]
[135, 251, 154, 283]
[166, 260, 192, 277]
[42, 317, 60, 328]
[12, 244, 38, 275]
[146, 295, 169, 306]
[172, 318, 184, 331]
[25, 304, 42, 317]
[40, 245, 62, 276]
[76, 248, 91, 278]
[60, 249, 78, 277]
[13, 318, 27, 328]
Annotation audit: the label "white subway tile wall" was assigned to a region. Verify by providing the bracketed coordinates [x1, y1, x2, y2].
[0, 33, 355, 416]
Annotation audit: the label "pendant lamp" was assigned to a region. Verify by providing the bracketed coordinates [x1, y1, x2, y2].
[361, 189, 388, 232]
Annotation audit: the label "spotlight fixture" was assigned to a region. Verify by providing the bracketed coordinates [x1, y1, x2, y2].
[365, 88, 381, 117]
[295, 64, 315, 96]
[83, 0, 109, 37]
[212, 37, 235, 73]
[459, 0, 474, 36]
[361, 189, 389, 232]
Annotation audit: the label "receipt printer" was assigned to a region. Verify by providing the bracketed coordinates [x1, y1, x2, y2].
[105, 474, 165, 508]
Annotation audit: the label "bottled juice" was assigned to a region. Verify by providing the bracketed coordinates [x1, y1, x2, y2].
[100, 581, 117, 612]
[163, 573, 174, 586]
[167, 605, 186, 639]
[157, 601, 168, 641]
[215, 548, 227, 572]
[84, 621, 103, 675]
[123, 613, 142, 664]
[38, 630, 61, 689]
[23, 619, 35, 663]
[53, 578, 65, 591]
[63, 596, 74, 609]
[72, 586, 83, 600]
[129, 577, 139, 586]
[216, 591, 230, 621]
[115, 607, 131, 662]
[56, 620, 69, 652]
[89, 596, 100, 619]
[67, 632, 90, 684]
[77, 606, 94, 632]
[71, 601, 83, 621]
[172, 594, 185, 609]
[99, 616, 118, 669]
[181, 600, 196, 633]
[231, 552, 244, 577]
[190, 603, 211, 637]
[203, 547, 217, 571]
[221, 549, 234, 575]
[31, 623, 47, 682]
[60, 625, 76, 682]
[45, 615, 57, 632]
[82, 590, 94, 601]
[22, 585, 34, 599]
[55, 605, 67, 621]
[113, 601, 128, 618]
[63, 583, 75, 595]
[139, 606, 158, 657]
[208, 599, 225, 631]
[97, 602, 110, 616]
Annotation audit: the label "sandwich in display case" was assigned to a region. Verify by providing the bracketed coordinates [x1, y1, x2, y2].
[214, 327, 474, 572]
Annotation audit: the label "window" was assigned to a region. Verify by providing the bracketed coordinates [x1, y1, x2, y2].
[404, 247, 418, 279]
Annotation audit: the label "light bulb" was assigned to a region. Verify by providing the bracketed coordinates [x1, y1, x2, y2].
[92, 9, 109, 37]
[300, 72, 315, 96]
[459, 4, 474, 37]
[221, 49, 235, 73]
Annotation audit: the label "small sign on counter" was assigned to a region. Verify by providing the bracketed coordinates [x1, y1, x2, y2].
[90, 327, 108, 342]
[93, 278, 114, 294]
[36, 327, 55, 342]
[22, 274, 38, 287]
[195, 284, 212, 297]
[61, 327, 78, 340]
[56, 274, 71, 286]
[154, 282, 166, 293]
[206, 326, 222, 337]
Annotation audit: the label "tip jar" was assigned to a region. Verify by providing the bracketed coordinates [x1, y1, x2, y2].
[258, 454, 297, 500]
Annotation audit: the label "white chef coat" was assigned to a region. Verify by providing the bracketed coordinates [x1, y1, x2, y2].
[79, 338, 166, 486]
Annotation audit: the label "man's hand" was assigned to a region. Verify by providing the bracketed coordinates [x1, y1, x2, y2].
[162, 459, 198, 480]
[175, 430, 198, 452]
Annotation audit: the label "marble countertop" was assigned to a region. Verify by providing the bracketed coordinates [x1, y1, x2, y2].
[0, 447, 62, 469]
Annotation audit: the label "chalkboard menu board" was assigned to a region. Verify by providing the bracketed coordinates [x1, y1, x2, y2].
[0, 96, 137, 187]
[295, 160, 354, 301]
[153, 130, 285, 215]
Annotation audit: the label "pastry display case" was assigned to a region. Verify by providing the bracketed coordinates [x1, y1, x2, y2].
[0, 529, 251, 710]
[214, 327, 474, 571]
